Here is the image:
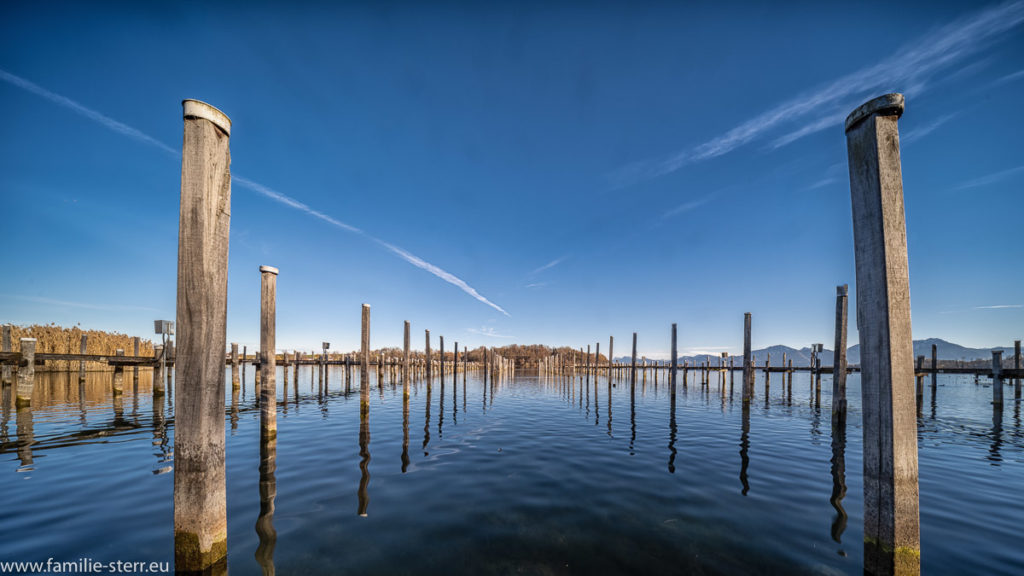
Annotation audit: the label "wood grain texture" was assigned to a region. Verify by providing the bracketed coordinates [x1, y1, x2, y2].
[260, 267, 278, 437]
[173, 102, 230, 572]
[833, 285, 849, 424]
[846, 97, 919, 574]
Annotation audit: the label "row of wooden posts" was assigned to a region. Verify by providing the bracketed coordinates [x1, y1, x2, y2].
[27, 93, 998, 573]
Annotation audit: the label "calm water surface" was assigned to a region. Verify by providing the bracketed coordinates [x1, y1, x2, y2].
[1, 366, 1022, 574]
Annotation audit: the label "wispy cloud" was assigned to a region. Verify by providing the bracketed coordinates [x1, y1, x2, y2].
[467, 326, 515, 339]
[1, 294, 161, 312]
[1, 68, 508, 316]
[0, 69, 179, 156]
[661, 195, 714, 219]
[529, 256, 568, 276]
[974, 304, 1022, 309]
[902, 112, 958, 144]
[525, 282, 548, 289]
[955, 164, 1024, 189]
[990, 67, 1024, 87]
[609, 1, 1024, 188]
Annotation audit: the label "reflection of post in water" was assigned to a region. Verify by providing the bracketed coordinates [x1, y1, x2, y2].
[668, 393, 677, 473]
[16, 405, 34, 469]
[231, 385, 240, 431]
[830, 418, 849, 547]
[739, 405, 750, 496]
[402, 388, 410, 473]
[988, 406, 1003, 464]
[255, 432, 277, 575]
[438, 376, 446, 438]
[629, 381, 636, 456]
[1, 384, 11, 445]
[423, 379, 432, 454]
[606, 376, 613, 438]
[358, 402, 371, 517]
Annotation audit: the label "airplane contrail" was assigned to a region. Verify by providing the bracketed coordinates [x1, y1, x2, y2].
[1, 68, 510, 316]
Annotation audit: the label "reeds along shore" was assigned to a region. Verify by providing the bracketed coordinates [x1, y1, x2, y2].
[1, 324, 154, 371]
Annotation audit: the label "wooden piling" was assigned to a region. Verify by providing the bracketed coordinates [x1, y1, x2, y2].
[630, 332, 637, 388]
[992, 350, 1003, 408]
[361, 304, 370, 415]
[260, 266, 278, 438]
[425, 330, 432, 382]
[113, 349, 125, 395]
[439, 336, 445, 383]
[1014, 340, 1020, 400]
[79, 334, 87, 382]
[742, 313, 753, 403]
[453, 341, 458, 385]
[670, 323, 678, 396]
[1, 324, 10, 385]
[845, 92, 919, 572]
[133, 337, 140, 385]
[833, 284, 849, 426]
[173, 99, 231, 572]
[15, 338, 36, 407]
[930, 344, 937, 390]
[403, 321, 410, 395]
[231, 343, 239, 389]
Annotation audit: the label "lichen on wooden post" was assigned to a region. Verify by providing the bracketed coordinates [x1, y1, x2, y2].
[845, 92, 919, 574]
[173, 99, 231, 573]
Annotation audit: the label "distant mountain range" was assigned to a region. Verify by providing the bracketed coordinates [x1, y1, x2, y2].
[617, 338, 1017, 367]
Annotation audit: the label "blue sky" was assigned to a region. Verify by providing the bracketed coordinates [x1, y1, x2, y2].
[1, 1, 1022, 357]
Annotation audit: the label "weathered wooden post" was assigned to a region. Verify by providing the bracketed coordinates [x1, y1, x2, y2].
[113, 349, 125, 395]
[133, 337, 140, 386]
[453, 341, 459, 385]
[845, 92, 919, 573]
[742, 313, 753, 403]
[403, 321, 411, 395]
[670, 323, 678, 396]
[260, 266, 278, 438]
[915, 356, 924, 408]
[608, 336, 614, 382]
[439, 336, 445, 383]
[930, 344, 937, 390]
[1, 324, 10, 385]
[361, 304, 370, 415]
[991, 350, 1003, 408]
[630, 333, 638, 388]
[833, 284, 849, 426]
[231, 343, 239, 389]
[173, 99, 231, 572]
[425, 330, 432, 382]
[79, 334, 88, 382]
[1014, 340, 1021, 400]
[15, 338, 36, 408]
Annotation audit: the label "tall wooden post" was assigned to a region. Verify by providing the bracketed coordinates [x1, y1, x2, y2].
[133, 337, 140, 386]
[670, 323, 678, 396]
[991, 350, 1003, 408]
[930, 344, 937, 390]
[260, 266, 278, 438]
[361, 304, 371, 415]
[403, 321, 411, 396]
[173, 99, 231, 572]
[231, 343, 239, 389]
[1013, 340, 1020, 400]
[453, 341, 459, 385]
[845, 92, 919, 573]
[79, 334, 88, 382]
[1, 324, 10, 385]
[630, 332, 637, 388]
[113, 349, 125, 395]
[15, 338, 36, 407]
[833, 285, 849, 426]
[425, 330, 432, 382]
[608, 336, 614, 379]
[742, 313, 753, 403]
[439, 336, 445, 382]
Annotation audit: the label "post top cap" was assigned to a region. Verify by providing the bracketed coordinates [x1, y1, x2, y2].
[259, 265, 279, 275]
[845, 93, 904, 133]
[837, 284, 849, 296]
[362, 303, 371, 308]
[182, 100, 231, 135]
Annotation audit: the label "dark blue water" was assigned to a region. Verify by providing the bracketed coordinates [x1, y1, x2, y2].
[1, 366, 1022, 574]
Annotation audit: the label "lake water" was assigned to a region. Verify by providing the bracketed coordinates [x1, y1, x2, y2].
[1, 366, 1022, 574]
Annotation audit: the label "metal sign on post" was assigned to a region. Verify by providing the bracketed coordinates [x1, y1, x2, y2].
[322, 342, 330, 350]
[154, 320, 175, 335]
